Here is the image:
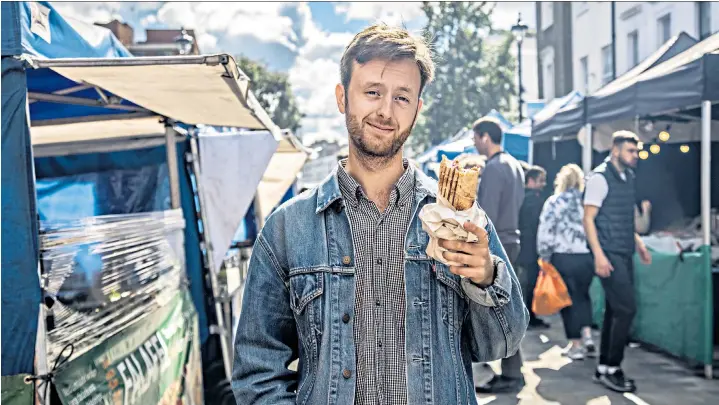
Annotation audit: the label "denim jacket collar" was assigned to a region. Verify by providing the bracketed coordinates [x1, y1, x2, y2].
[315, 160, 437, 214]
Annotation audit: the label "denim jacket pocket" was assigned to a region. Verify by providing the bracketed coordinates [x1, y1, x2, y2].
[288, 269, 325, 395]
[434, 261, 468, 330]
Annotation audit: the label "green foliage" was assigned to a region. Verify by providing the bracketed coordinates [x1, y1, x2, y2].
[411, 2, 517, 151]
[235, 55, 305, 132]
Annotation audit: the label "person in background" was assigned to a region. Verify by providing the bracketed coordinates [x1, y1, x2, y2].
[583, 131, 652, 393]
[537, 164, 596, 360]
[518, 165, 550, 330]
[472, 117, 527, 394]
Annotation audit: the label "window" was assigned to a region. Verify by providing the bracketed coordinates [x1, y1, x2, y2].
[545, 62, 555, 100]
[601, 45, 613, 85]
[628, 30, 639, 68]
[580, 56, 589, 91]
[541, 2, 554, 31]
[657, 14, 671, 46]
[699, 2, 712, 40]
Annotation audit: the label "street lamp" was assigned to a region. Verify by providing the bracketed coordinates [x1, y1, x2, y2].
[511, 13, 529, 122]
[174, 27, 194, 55]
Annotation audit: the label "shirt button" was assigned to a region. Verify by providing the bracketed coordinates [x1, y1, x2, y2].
[342, 313, 350, 323]
[342, 256, 351, 265]
[376, 300, 381, 306]
[342, 369, 352, 379]
[378, 340, 383, 348]
[376, 258, 382, 265]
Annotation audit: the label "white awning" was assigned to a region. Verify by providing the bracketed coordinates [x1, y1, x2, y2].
[30, 116, 177, 157]
[27, 54, 279, 133]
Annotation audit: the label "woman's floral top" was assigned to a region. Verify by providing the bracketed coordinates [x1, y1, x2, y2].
[537, 188, 590, 260]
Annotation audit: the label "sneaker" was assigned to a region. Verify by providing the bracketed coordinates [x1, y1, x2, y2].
[562, 345, 585, 360]
[597, 369, 637, 393]
[583, 339, 597, 358]
[528, 318, 551, 329]
[475, 375, 525, 394]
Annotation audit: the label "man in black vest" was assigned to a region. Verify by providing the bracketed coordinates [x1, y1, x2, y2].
[583, 131, 652, 393]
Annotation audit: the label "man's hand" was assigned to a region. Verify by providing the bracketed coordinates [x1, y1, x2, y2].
[438, 222, 495, 287]
[594, 252, 614, 278]
[637, 242, 652, 265]
[641, 200, 652, 213]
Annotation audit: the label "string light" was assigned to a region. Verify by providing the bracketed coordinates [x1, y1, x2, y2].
[650, 144, 660, 154]
[658, 131, 670, 142]
[639, 150, 649, 160]
[680, 144, 690, 153]
[637, 142, 644, 150]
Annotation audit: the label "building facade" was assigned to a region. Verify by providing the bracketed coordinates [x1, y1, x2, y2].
[535, 1, 574, 102]
[571, 1, 719, 95]
[97, 20, 201, 56]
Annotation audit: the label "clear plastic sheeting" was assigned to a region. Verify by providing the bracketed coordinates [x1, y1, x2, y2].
[39, 209, 186, 363]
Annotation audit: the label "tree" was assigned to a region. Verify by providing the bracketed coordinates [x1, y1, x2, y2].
[410, 2, 516, 151]
[235, 55, 305, 132]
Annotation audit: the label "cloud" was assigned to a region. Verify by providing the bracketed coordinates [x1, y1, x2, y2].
[333, 2, 425, 27]
[489, 2, 536, 30]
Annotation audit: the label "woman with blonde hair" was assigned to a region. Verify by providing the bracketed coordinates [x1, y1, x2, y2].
[537, 163, 596, 360]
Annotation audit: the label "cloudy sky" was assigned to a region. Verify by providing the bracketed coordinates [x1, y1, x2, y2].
[54, 2, 535, 144]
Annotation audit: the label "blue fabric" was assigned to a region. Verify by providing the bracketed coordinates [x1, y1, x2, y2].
[17, 1, 141, 123]
[1, 57, 41, 376]
[1, 2, 22, 56]
[34, 143, 210, 344]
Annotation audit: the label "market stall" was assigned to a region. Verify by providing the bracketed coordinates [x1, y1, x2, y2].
[2, 2, 307, 403]
[536, 32, 719, 376]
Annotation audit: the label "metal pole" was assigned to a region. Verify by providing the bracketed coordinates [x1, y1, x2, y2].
[701, 100, 713, 380]
[528, 139, 534, 165]
[518, 38, 524, 122]
[165, 122, 181, 209]
[701, 101, 711, 247]
[583, 123, 593, 175]
[188, 135, 234, 380]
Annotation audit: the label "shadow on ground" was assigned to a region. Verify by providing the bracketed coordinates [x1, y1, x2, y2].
[474, 315, 718, 405]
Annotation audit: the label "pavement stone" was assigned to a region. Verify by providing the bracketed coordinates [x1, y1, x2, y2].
[474, 315, 719, 405]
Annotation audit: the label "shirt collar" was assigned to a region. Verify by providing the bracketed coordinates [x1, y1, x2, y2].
[336, 158, 415, 207]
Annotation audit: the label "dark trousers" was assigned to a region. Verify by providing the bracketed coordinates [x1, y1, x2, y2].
[552, 253, 595, 340]
[598, 252, 636, 367]
[500, 244, 523, 378]
[520, 260, 540, 322]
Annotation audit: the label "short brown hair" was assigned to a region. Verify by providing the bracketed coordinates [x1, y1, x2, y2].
[612, 130, 639, 147]
[526, 166, 546, 185]
[340, 24, 435, 96]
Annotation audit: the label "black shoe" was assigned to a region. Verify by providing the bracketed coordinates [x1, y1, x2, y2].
[597, 369, 636, 393]
[584, 340, 597, 358]
[528, 318, 550, 329]
[475, 375, 525, 394]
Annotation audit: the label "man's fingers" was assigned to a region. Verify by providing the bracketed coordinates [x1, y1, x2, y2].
[439, 239, 482, 255]
[449, 265, 481, 278]
[443, 251, 483, 268]
[462, 222, 488, 244]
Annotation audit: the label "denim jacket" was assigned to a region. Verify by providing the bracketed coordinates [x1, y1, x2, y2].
[232, 167, 529, 405]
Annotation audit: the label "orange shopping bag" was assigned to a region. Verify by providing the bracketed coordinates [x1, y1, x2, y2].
[532, 259, 573, 316]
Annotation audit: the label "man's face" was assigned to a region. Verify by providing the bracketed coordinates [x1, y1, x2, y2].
[614, 141, 639, 169]
[527, 173, 547, 190]
[335, 58, 423, 159]
[473, 132, 489, 156]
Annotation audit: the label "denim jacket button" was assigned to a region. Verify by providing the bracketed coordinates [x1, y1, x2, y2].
[342, 313, 351, 323]
[342, 369, 352, 379]
[342, 256, 351, 265]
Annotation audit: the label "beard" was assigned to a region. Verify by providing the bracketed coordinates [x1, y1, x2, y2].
[345, 102, 416, 163]
[618, 155, 637, 169]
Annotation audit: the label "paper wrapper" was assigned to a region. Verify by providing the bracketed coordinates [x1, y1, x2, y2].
[418, 194, 488, 266]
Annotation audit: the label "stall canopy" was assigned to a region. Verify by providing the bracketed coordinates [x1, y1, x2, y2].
[532, 32, 698, 142]
[587, 32, 714, 125]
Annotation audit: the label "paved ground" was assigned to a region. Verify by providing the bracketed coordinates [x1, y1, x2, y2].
[474, 315, 719, 405]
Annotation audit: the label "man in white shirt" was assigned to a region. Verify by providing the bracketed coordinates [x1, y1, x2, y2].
[583, 131, 652, 393]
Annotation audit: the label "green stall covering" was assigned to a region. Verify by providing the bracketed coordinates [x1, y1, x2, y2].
[590, 248, 714, 366]
[1, 375, 34, 405]
[53, 288, 203, 405]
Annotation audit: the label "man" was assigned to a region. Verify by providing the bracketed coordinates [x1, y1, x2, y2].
[583, 131, 652, 393]
[518, 166, 549, 329]
[471, 117, 527, 394]
[232, 24, 529, 404]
